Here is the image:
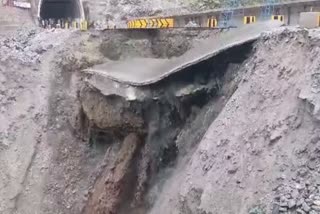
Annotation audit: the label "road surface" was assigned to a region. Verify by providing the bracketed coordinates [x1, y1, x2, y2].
[85, 20, 283, 86]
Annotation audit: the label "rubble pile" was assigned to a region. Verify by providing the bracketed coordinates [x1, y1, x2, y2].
[0, 27, 72, 64]
[273, 181, 320, 214]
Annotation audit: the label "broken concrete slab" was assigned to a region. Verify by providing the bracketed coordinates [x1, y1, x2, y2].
[84, 20, 283, 86]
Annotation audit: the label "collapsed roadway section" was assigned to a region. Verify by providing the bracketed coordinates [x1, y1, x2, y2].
[85, 20, 283, 87]
[77, 20, 285, 213]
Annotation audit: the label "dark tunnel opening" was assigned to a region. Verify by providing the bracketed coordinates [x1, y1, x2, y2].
[40, 0, 81, 20]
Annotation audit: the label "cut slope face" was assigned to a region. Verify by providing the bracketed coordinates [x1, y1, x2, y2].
[149, 28, 320, 214]
[0, 5, 33, 35]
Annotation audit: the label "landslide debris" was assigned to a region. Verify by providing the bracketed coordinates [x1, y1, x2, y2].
[149, 28, 320, 214]
[5, 28, 219, 214]
[3, 12, 320, 214]
[0, 28, 72, 64]
[98, 29, 217, 60]
[78, 38, 253, 213]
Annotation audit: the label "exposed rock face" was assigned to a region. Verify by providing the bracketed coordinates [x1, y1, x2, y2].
[80, 87, 145, 135]
[97, 29, 213, 61]
[83, 133, 143, 214]
[85, 0, 184, 25]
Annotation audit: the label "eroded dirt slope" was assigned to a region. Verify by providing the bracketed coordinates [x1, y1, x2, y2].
[0, 27, 79, 214]
[150, 28, 320, 214]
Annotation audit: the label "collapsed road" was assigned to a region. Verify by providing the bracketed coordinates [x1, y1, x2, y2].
[80, 34, 256, 214]
[84, 20, 283, 86]
[2, 2, 320, 214]
[77, 20, 283, 214]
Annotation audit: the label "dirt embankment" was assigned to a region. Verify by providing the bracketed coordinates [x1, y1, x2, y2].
[150, 28, 320, 214]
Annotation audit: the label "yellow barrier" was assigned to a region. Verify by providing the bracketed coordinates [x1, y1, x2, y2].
[207, 18, 217, 28]
[80, 20, 88, 31]
[272, 15, 284, 22]
[243, 16, 256, 24]
[72, 21, 78, 29]
[67, 20, 89, 30]
[128, 18, 174, 29]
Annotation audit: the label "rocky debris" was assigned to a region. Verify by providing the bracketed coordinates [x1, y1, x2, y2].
[99, 39, 123, 60]
[150, 29, 205, 58]
[80, 87, 146, 135]
[88, 0, 186, 25]
[0, 27, 72, 65]
[147, 27, 320, 214]
[272, 182, 320, 214]
[96, 29, 215, 61]
[249, 206, 265, 214]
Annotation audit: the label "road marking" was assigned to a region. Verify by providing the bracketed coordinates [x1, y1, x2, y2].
[140, 19, 147, 28]
[128, 18, 174, 29]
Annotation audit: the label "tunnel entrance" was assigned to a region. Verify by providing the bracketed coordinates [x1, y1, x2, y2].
[39, 0, 82, 20]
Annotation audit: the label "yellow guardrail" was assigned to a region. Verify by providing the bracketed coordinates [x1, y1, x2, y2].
[40, 12, 287, 31]
[207, 18, 218, 28]
[272, 15, 284, 22]
[128, 18, 174, 29]
[243, 16, 256, 24]
[80, 20, 88, 31]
